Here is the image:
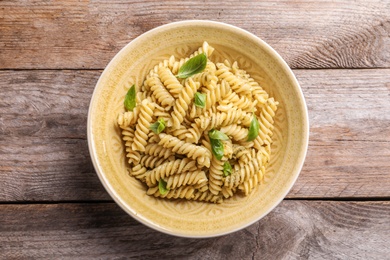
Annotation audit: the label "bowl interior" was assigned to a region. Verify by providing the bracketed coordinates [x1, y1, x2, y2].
[88, 20, 308, 237]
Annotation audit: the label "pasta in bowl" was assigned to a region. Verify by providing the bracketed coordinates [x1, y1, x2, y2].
[117, 42, 279, 203]
[88, 20, 309, 237]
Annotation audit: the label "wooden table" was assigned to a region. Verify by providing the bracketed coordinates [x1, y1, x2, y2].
[1, 1, 389, 259]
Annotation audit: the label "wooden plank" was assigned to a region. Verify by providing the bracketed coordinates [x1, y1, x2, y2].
[0, 70, 99, 139]
[0, 201, 389, 259]
[0, 0, 389, 69]
[1, 69, 389, 201]
[0, 138, 110, 201]
[0, 70, 110, 201]
[287, 69, 390, 198]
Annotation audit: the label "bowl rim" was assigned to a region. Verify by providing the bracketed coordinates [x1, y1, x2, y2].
[87, 19, 309, 238]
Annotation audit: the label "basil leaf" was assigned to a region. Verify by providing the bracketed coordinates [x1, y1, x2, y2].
[223, 161, 232, 177]
[247, 114, 260, 141]
[209, 129, 229, 141]
[150, 118, 166, 134]
[158, 179, 169, 195]
[210, 138, 224, 160]
[176, 53, 207, 79]
[208, 129, 228, 161]
[124, 84, 136, 111]
[194, 92, 206, 108]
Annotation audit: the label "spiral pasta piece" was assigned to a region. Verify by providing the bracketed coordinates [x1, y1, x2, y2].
[145, 58, 172, 84]
[194, 110, 226, 131]
[166, 125, 190, 141]
[223, 139, 234, 160]
[215, 62, 251, 95]
[195, 108, 252, 131]
[259, 98, 278, 130]
[241, 157, 262, 182]
[231, 61, 269, 105]
[224, 109, 253, 127]
[153, 105, 173, 126]
[132, 99, 155, 152]
[238, 165, 264, 195]
[185, 123, 203, 144]
[212, 80, 232, 105]
[147, 185, 195, 200]
[144, 143, 173, 159]
[221, 186, 235, 199]
[189, 78, 230, 119]
[254, 97, 279, 150]
[201, 132, 212, 151]
[171, 78, 200, 129]
[194, 181, 209, 192]
[205, 59, 217, 73]
[117, 107, 140, 128]
[223, 171, 242, 189]
[233, 145, 252, 167]
[147, 131, 160, 143]
[166, 170, 207, 189]
[257, 145, 271, 166]
[125, 147, 141, 166]
[158, 133, 212, 167]
[252, 83, 269, 106]
[128, 164, 148, 182]
[192, 63, 218, 88]
[203, 86, 223, 110]
[145, 158, 198, 187]
[220, 88, 258, 112]
[158, 66, 184, 99]
[224, 156, 261, 189]
[140, 155, 172, 169]
[192, 190, 223, 204]
[232, 144, 246, 155]
[208, 156, 225, 195]
[120, 126, 141, 165]
[137, 89, 154, 104]
[145, 72, 175, 109]
[220, 124, 249, 142]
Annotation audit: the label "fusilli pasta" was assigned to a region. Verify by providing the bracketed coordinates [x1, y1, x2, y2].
[117, 41, 278, 204]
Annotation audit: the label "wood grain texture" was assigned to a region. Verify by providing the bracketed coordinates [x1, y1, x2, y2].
[0, 137, 110, 201]
[0, 70, 110, 201]
[1, 69, 389, 201]
[0, 0, 389, 69]
[1, 0, 389, 257]
[0, 201, 389, 259]
[0, 70, 99, 139]
[289, 69, 390, 198]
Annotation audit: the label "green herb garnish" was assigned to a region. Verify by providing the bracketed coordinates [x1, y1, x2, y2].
[208, 129, 230, 160]
[158, 179, 169, 195]
[223, 161, 233, 177]
[208, 129, 229, 141]
[176, 53, 207, 79]
[150, 118, 166, 134]
[194, 92, 206, 108]
[124, 84, 136, 111]
[210, 138, 224, 160]
[247, 114, 260, 141]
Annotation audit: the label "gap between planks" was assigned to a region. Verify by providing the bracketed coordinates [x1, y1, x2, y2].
[1, 67, 390, 71]
[1, 197, 390, 206]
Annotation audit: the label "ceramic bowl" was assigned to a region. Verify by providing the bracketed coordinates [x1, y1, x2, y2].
[87, 20, 309, 238]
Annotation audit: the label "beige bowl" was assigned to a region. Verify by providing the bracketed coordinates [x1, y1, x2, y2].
[87, 20, 309, 238]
